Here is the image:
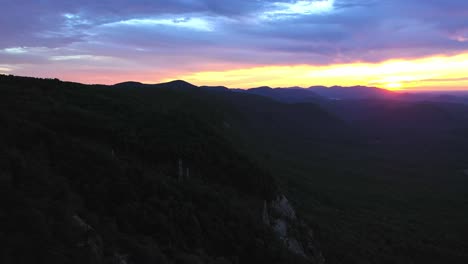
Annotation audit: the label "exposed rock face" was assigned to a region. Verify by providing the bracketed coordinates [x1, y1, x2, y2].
[262, 200, 270, 226]
[272, 195, 297, 220]
[112, 253, 129, 264]
[72, 214, 103, 264]
[72, 215, 93, 232]
[263, 195, 325, 264]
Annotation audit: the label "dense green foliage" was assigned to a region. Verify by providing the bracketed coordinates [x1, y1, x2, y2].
[1, 74, 468, 264]
[180, 83, 468, 264]
[0, 75, 309, 264]
[228, 95, 468, 264]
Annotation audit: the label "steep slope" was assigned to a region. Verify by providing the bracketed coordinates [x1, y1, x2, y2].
[0, 75, 323, 264]
[196, 85, 468, 264]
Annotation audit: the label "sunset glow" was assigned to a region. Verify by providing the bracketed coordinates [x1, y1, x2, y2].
[0, 0, 467, 91]
[162, 53, 468, 90]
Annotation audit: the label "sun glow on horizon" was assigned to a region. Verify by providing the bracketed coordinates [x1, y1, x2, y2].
[385, 83, 403, 90]
[162, 52, 468, 90]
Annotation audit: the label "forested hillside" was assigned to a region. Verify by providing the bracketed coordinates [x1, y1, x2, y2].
[1, 75, 468, 264]
[0, 75, 323, 264]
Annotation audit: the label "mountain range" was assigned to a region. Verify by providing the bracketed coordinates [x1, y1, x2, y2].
[199, 84, 468, 104]
[2, 74, 468, 264]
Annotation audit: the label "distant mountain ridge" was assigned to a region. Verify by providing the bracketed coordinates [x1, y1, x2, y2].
[197, 84, 398, 103]
[124, 80, 468, 104]
[307, 85, 396, 100]
[114, 80, 198, 91]
[114, 80, 394, 100]
[235, 86, 325, 103]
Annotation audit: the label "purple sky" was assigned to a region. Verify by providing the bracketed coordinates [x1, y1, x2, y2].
[0, 0, 467, 88]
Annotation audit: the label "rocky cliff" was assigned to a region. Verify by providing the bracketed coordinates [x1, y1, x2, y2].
[263, 195, 325, 264]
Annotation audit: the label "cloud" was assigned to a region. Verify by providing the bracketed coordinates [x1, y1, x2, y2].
[262, 0, 336, 19]
[103, 16, 216, 32]
[0, 65, 14, 73]
[3, 47, 28, 54]
[420, 77, 468, 83]
[0, 0, 467, 84]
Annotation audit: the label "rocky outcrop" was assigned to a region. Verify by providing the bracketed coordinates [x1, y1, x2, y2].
[112, 253, 129, 264]
[72, 214, 104, 264]
[263, 195, 325, 264]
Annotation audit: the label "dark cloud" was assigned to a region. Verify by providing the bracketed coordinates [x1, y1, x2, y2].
[0, 0, 467, 79]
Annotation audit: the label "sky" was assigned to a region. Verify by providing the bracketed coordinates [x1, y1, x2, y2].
[0, 0, 467, 90]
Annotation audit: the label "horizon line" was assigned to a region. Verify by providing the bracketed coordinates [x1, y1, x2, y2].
[3, 73, 468, 93]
